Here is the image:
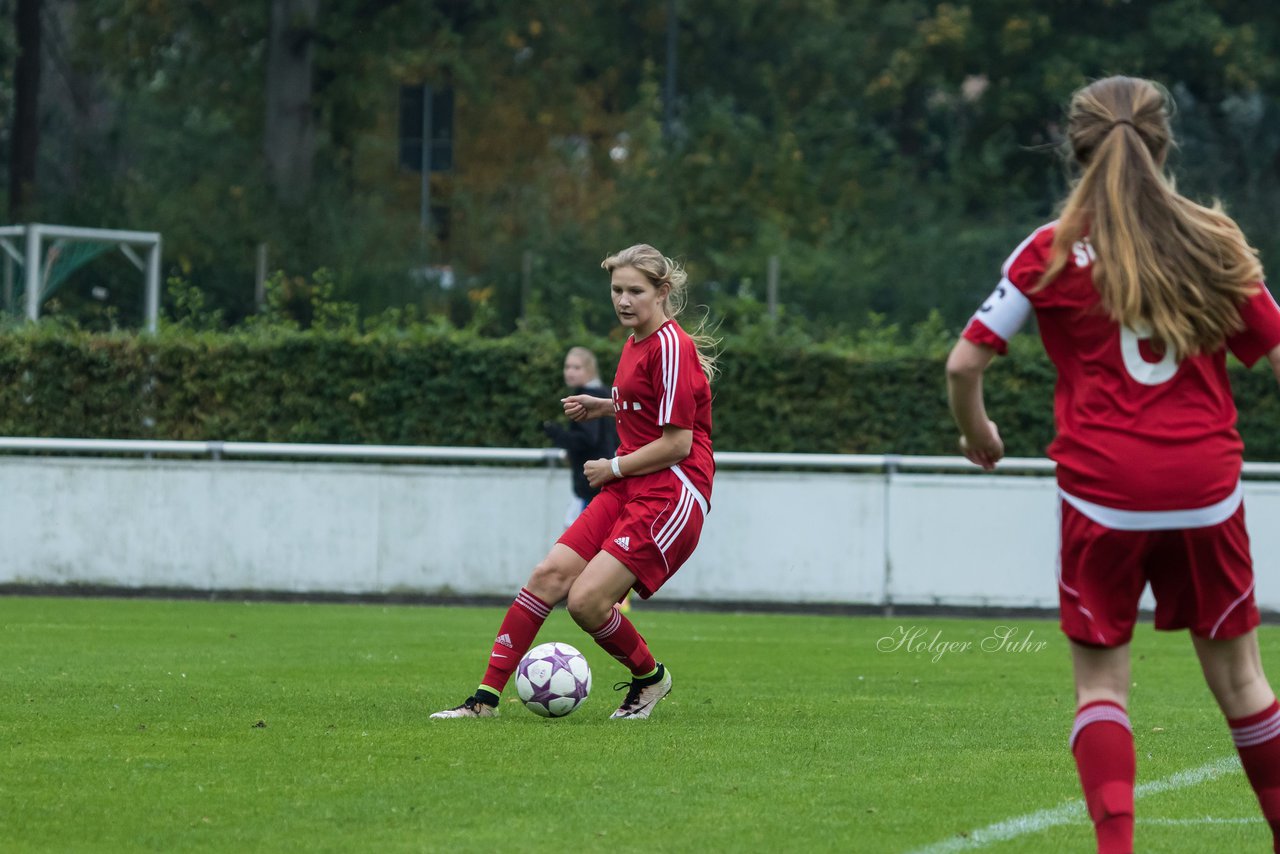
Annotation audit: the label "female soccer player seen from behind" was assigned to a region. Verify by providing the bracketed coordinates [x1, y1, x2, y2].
[431, 244, 716, 721]
[946, 76, 1280, 854]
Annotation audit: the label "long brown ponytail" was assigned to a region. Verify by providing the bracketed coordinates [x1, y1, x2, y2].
[1037, 76, 1262, 359]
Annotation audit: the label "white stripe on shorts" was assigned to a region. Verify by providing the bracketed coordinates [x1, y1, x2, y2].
[670, 464, 709, 515]
[655, 489, 695, 553]
[1209, 579, 1256, 640]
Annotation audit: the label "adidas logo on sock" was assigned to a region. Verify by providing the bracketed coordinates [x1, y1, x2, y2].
[495, 633, 513, 649]
[614, 536, 630, 551]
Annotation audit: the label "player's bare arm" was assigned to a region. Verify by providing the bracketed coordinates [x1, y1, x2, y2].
[1269, 342, 1280, 387]
[945, 338, 1004, 471]
[583, 425, 692, 489]
[562, 393, 613, 422]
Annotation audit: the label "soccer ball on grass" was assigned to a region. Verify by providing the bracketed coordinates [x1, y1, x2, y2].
[515, 642, 592, 718]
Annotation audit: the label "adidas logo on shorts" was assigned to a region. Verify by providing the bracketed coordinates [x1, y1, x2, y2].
[614, 536, 631, 552]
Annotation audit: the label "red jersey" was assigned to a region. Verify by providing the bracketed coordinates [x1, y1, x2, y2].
[963, 221, 1280, 516]
[611, 319, 715, 507]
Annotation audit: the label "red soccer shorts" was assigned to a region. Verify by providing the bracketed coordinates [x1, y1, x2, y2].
[558, 468, 707, 599]
[1058, 500, 1259, 647]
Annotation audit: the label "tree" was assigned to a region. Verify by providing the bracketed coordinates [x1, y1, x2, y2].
[264, 0, 318, 205]
[23, 1, 1280, 332]
[9, 0, 40, 219]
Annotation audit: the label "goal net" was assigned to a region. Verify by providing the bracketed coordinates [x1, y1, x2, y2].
[0, 224, 162, 331]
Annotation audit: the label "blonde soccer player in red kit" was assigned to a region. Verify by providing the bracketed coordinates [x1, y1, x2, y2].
[432, 244, 716, 721]
[947, 76, 1280, 854]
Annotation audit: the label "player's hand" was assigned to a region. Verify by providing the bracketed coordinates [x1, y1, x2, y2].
[959, 420, 1004, 471]
[563, 394, 609, 422]
[583, 457, 614, 488]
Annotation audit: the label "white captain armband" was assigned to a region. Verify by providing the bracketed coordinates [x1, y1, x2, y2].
[973, 277, 1033, 341]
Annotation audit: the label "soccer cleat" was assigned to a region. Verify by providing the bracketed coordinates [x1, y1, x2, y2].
[429, 695, 499, 719]
[609, 664, 672, 720]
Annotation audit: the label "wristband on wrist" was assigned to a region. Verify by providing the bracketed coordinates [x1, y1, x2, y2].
[610, 456, 623, 478]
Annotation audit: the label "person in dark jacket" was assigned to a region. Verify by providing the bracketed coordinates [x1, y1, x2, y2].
[543, 346, 618, 526]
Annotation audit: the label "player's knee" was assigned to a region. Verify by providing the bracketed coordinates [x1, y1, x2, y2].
[1221, 666, 1265, 696]
[1209, 670, 1271, 717]
[565, 585, 610, 630]
[527, 559, 575, 604]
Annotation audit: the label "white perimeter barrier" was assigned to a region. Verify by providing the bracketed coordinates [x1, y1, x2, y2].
[1, 439, 1279, 612]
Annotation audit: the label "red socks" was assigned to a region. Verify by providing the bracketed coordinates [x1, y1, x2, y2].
[1071, 701, 1135, 854]
[477, 588, 550, 699]
[475, 592, 657, 702]
[588, 606, 656, 677]
[1229, 699, 1280, 852]
[1067, 697, 1280, 853]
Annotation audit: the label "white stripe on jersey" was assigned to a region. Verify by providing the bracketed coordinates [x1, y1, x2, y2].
[1059, 481, 1243, 531]
[1001, 220, 1057, 278]
[658, 324, 679, 424]
[972, 276, 1033, 342]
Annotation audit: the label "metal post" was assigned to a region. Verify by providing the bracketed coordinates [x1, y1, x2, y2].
[3, 254, 12, 315]
[663, 0, 678, 138]
[521, 250, 533, 319]
[881, 454, 899, 616]
[23, 224, 40, 322]
[766, 254, 779, 321]
[255, 242, 268, 309]
[145, 238, 161, 333]
[420, 84, 434, 249]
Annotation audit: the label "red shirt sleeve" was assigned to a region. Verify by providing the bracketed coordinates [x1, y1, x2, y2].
[1227, 283, 1280, 367]
[962, 317, 1010, 355]
[959, 225, 1052, 356]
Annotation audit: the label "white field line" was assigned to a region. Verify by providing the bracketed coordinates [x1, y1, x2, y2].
[907, 756, 1242, 853]
[1141, 817, 1262, 825]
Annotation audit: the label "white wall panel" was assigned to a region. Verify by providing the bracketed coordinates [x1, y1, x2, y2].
[664, 471, 886, 604]
[886, 474, 1060, 608]
[2, 456, 1277, 613]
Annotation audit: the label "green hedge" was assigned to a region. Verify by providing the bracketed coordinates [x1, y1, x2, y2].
[0, 325, 1277, 459]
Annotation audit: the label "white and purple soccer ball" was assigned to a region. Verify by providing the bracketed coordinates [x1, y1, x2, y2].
[515, 642, 592, 718]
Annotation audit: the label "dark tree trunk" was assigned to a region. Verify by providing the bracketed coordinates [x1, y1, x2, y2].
[264, 0, 318, 206]
[9, 0, 41, 220]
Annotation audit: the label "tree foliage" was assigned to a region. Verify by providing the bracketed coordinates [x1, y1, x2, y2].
[3, 1, 1280, 336]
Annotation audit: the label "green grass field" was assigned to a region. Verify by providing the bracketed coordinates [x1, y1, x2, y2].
[1, 596, 1273, 853]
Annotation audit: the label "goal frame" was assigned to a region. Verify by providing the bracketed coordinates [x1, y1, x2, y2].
[0, 223, 162, 332]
